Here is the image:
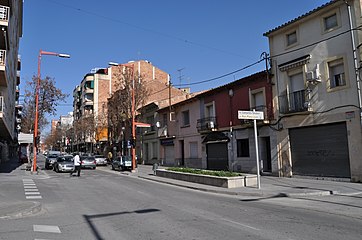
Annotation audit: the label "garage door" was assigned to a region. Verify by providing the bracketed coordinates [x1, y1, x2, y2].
[164, 146, 175, 166]
[289, 122, 350, 178]
[207, 143, 228, 171]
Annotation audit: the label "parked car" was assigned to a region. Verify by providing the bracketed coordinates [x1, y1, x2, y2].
[45, 153, 60, 169]
[53, 155, 74, 173]
[94, 155, 107, 166]
[80, 155, 96, 169]
[111, 156, 132, 171]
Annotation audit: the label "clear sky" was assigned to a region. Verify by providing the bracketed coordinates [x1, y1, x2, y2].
[19, 0, 331, 124]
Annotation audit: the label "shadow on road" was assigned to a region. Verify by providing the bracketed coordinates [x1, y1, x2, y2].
[84, 208, 161, 240]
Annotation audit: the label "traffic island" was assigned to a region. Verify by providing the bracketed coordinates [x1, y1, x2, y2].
[155, 169, 257, 188]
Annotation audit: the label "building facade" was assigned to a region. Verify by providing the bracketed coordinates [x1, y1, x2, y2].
[0, 0, 22, 163]
[264, 0, 362, 181]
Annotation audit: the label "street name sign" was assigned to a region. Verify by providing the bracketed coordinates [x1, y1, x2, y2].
[238, 110, 264, 120]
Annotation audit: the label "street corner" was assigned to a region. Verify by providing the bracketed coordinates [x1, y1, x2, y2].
[0, 201, 43, 220]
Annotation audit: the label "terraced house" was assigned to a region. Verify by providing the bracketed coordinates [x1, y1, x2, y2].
[264, 0, 362, 181]
[0, 0, 22, 163]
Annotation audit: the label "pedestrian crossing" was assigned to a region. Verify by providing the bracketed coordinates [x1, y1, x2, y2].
[22, 179, 42, 199]
[33, 224, 62, 240]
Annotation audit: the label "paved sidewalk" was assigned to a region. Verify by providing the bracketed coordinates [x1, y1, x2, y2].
[132, 165, 362, 198]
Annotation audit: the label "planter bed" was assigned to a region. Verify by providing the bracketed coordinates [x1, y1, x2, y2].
[155, 169, 257, 188]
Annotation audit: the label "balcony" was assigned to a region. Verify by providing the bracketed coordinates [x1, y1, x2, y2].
[0, 49, 6, 86]
[279, 90, 308, 114]
[197, 116, 217, 132]
[0, 95, 3, 113]
[0, 5, 9, 27]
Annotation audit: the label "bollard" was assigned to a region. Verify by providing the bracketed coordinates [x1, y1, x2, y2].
[152, 163, 159, 175]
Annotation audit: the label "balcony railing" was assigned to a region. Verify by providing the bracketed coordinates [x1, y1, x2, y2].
[0, 50, 6, 66]
[197, 116, 217, 132]
[279, 90, 308, 114]
[0, 6, 9, 22]
[0, 95, 3, 112]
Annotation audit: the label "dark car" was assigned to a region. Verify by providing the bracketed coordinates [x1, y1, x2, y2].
[53, 155, 74, 173]
[111, 156, 132, 171]
[45, 153, 60, 169]
[80, 155, 96, 169]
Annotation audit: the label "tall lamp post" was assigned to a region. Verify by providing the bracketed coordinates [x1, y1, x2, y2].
[32, 50, 70, 173]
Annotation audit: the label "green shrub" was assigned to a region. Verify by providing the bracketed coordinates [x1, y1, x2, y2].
[166, 167, 242, 177]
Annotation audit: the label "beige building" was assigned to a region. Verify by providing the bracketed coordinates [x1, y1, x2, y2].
[264, 0, 362, 181]
[0, 0, 22, 162]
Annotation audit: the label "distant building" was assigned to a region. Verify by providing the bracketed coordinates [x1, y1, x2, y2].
[0, 0, 23, 163]
[72, 60, 189, 154]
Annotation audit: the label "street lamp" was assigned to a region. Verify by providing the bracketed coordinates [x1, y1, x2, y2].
[32, 50, 70, 173]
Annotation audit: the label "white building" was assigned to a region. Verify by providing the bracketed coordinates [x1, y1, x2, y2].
[264, 0, 362, 181]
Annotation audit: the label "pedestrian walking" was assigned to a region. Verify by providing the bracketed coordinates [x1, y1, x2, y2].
[70, 153, 81, 177]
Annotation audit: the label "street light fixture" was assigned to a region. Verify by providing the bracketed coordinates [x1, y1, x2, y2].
[32, 50, 70, 173]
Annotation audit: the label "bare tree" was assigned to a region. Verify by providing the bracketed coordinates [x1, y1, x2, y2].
[107, 67, 149, 143]
[21, 76, 68, 133]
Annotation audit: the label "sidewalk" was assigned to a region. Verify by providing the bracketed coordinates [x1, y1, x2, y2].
[132, 165, 362, 198]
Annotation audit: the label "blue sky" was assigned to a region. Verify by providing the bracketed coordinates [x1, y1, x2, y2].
[19, 0, 330, 123]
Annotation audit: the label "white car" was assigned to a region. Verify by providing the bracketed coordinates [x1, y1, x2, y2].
[94, 155, 107, 166]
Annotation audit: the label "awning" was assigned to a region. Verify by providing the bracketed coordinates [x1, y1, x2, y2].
[278, 54, 311, 71]
[202, 132, 230, 144]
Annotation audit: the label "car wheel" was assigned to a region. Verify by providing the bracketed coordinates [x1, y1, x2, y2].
[92, 167, 96, 170]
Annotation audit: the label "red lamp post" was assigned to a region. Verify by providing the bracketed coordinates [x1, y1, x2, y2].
[32, 50, 70, 173]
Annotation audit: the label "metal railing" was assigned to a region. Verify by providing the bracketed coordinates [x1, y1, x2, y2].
[0, 6, 9, 22]
[0, 50, 6, 65]
[196, 116, 217, 132]
[279, 90, 307, 114]
[0, 96, 4, 112]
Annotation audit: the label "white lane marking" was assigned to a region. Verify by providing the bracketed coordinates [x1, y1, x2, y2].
[33, 225, 61, 233]
[24, 186, 38, 189]
[23, 179, 34, 182]
[25, 192, 40, 195]
[24, 188, 39, 192]
[26, 196, 42, 199]
[23, 183, 36, 186]
[221, 218, 260, 231]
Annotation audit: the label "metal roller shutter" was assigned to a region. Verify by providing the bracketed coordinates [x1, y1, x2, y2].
[289, 122, 350, 178]
[207, 143, 228, 171]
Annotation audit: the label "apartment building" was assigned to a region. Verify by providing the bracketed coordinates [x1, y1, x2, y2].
[0, 0, 22, 163]
[155, 71, 275, 173]
[264, 0, 362, 181]
[73, 60, 188, 154]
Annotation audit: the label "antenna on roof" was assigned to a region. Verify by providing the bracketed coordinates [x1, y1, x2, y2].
[177, 68, 185, 88]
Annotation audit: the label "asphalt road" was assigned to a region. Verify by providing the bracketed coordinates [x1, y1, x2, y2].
[0, 155, 361, 240]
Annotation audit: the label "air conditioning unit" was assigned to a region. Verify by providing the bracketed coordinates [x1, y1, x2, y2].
[306, 67, 321, 84]
[207, 121, 215, 129]
[169, 112, 176, 121]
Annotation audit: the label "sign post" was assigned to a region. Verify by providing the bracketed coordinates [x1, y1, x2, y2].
[238, 109, 264, 189]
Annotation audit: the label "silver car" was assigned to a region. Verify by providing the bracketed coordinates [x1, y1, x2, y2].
[80, 156, 96, 169]
[94, 155, 107, 166]
[53, 155, 74, 173]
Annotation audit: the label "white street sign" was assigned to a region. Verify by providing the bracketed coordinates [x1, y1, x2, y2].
[238, 110, 264, 120]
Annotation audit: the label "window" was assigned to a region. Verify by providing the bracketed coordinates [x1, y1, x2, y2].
[286, 31, 297, 46]
[182, 110, 190, 126]
[189, 142, 198, 158]
[324, 13, 338, 31]
[205, 103, 214, 117]
[329, 59, 346, 88]
[237, 139, 249, 157]
[162, 113, 167, 127]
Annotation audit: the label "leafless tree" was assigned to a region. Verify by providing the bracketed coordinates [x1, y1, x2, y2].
[21, 76, 68, 133]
